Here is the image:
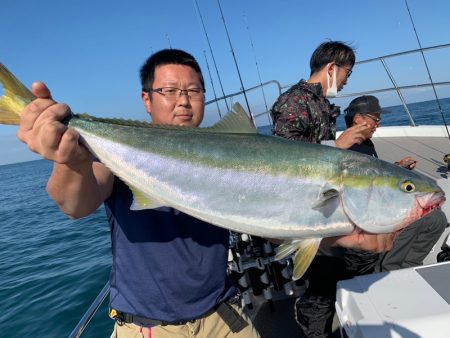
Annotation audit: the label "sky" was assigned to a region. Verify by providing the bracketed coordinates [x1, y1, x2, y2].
[1, 0, 450, 165]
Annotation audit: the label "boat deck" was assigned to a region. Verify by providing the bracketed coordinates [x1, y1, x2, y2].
[248, 296, 302, 337]
[373, 135, 449, 181]
[338, 125, 450, 181]
[245, 290, 344, 338]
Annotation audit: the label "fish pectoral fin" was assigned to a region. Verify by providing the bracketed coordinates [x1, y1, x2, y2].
[275, 238, 322, 280]
[292, 238, 322, 280]
[206, 102, 257, 134]
[274, 240, 302, 260]
[129, 186, 167, 210]
[312, 188, 340, 210]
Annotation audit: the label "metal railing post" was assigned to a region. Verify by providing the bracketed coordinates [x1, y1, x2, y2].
[69, 282, 111, 338]
[380, 58, 416, 126]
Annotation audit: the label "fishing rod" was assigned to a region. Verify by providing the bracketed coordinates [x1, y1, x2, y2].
[203, 50, 222, 117]
[404, 0, 450, 139]
[166, 34, 172, 49]
[193, 0, 230, 112]
[243, 12, 270, 125]
[217, 0, 255, 125]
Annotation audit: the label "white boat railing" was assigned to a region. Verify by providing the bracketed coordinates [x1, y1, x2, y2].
[68, 282, 110, 338]
[205, 79, 283, 126]
[338, 43, 450, 128]
[205, 43, 450, 129]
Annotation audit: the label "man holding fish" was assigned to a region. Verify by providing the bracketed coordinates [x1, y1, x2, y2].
[15, 49, 260, 338]
[0, 46, 441, 337]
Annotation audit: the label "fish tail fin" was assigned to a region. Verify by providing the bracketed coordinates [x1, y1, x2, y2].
[275, 238, 322, 280]
[0, 63, 35, 125]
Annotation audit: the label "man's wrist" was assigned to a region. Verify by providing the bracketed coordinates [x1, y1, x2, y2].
[321, 140, 336, 147]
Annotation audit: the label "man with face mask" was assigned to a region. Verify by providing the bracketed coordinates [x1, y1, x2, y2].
[271, 41, 374, 338]
[271, 40, 369, 147]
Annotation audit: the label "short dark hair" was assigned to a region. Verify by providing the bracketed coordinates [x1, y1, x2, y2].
[344, 115, 355, 128]
[140, 49, 205, 92]
[310, 41, 356, 76]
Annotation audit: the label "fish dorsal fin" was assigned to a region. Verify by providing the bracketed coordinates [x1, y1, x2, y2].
[128, 185, 167, 210]
[76, 114, 153, 128]
[72, 102, 257, 135]
[205, 102, 257, 134]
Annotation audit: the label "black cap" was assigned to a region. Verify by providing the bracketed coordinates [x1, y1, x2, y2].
[344, 95, 388, 116]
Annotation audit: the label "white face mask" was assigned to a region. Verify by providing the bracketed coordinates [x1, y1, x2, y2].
[325, 63, 337, 98]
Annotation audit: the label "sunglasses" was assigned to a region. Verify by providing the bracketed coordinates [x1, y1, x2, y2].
[336, 63, 353, 78]
[364, 113, 381, 123]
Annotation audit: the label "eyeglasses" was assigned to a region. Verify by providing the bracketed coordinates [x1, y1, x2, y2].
[147, 87, 205, 100]
[336, 63, 353, 78]
[365, 113, 381, 123]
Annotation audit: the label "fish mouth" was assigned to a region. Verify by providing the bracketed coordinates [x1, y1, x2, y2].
[416, 191, 446, 217]
[390, 191, 446, 233]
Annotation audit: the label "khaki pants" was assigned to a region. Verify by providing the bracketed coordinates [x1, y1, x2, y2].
[110, 304, 260, 338]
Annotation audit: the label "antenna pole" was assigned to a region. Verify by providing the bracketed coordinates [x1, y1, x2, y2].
[193, 0, 229, 111]
[217, 0, 255, 125]
[405, 0, 450, 139]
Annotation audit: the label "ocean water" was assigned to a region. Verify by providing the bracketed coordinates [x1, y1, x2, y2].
[0, 160, 112, 337]
[257, 96, 450, 134]
[1, 98, 449, 337]
[340, 97, 450, 131]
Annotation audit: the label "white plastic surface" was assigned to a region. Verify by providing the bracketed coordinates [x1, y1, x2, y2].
[335, 262, 450, 338]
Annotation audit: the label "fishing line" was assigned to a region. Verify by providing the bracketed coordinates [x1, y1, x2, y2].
[405, 0, 450, 139]
[203, 50, 222, 117]
[217, 0, 255, 125]
[193, 0, 230, 112]
[243, 12, 270, 125]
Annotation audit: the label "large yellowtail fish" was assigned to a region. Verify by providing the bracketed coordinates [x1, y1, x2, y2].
[0, 63, 445, 279]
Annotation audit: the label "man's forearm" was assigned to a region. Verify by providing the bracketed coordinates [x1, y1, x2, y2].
[47, 160, 106, 219]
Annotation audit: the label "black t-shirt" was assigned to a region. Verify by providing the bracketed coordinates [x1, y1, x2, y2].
[348, 138, 378, 158]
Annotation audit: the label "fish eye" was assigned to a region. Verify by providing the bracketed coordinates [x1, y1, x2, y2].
[400, 180, 416, 193]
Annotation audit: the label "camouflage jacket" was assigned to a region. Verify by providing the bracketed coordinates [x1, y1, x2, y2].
[270, 80, 340, 143]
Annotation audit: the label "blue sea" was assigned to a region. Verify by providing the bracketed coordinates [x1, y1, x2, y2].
[1, 98, 449, 337]
[0, 160, 112, 337]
